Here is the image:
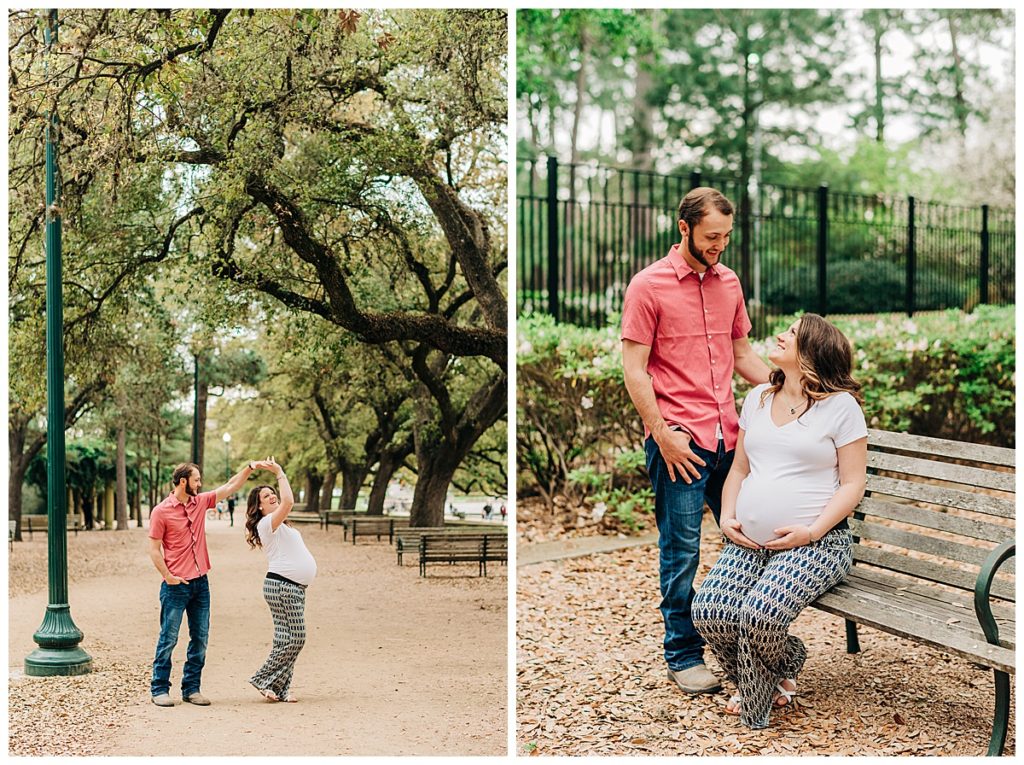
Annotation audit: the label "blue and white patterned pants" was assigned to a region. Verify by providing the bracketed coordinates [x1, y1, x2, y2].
[691, 529, 852, 729]
[250, 576, 307, 698]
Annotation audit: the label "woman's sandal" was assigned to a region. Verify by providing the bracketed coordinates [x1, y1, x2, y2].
[281, 693, 298, 703]
[251, 683, 280, 702]
[724, 695, 742, 715]
[774, 678, 797, 707]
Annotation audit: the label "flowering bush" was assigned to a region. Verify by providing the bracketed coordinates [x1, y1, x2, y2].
[518, 306, 1014, 522]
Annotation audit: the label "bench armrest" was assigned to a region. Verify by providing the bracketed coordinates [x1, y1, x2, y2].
[974, 540, 1015, 646]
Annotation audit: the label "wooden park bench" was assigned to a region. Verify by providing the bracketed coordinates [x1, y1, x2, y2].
[23, 515, 84, 539]
[349, 516, 410, 544]
[418, 533, 508, 577]
[394, 526, 509, 566]
[810, 429, 1014, 756]
[321, 509, 356, 530]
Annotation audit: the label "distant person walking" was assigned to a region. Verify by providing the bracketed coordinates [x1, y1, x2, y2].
[246, 457, 317, 703]
[227, 494, 236, 527]
[148, 460, 263, 707]
[622, 187, 771, 695]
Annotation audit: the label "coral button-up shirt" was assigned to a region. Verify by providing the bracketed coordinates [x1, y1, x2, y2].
[149, 490, 216, 579]
[621, 244, 752, 451]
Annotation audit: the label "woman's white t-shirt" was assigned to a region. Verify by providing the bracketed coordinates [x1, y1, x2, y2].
[734, 383, 867, 545]
[257, 514, 318, 586]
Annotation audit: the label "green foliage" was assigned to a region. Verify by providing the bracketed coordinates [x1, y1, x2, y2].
[518, 306, 1015, 501]
[566, 449, 653, 530]
[743, 305, 1015, 445]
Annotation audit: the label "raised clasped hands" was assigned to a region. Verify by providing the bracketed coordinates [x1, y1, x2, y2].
[762, 525, 813, 551]
[721, 518, 760, 550]
[249, 457, 279, 472]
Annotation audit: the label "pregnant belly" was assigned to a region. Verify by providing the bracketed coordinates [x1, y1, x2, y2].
[734, 477, 830, 545]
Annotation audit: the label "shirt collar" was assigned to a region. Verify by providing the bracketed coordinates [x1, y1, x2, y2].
[167, 492, 198, 510]
[668, 243, 718, 281]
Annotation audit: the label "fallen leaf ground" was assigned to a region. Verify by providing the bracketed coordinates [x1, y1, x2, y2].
[516, 512, 1015, 757]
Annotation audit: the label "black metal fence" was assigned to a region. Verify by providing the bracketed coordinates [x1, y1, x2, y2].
[517, 156, 1015, 332]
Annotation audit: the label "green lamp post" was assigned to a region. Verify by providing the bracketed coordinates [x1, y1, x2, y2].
[25, 9, 92, 677]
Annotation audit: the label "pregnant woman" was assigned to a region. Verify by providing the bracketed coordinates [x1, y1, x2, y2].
[691, 313, 868, 729]
[245, 457, 317, 702]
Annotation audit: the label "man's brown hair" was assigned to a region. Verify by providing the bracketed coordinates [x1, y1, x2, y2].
[677, 187, 734, 232]
[171, 463, 200, 488]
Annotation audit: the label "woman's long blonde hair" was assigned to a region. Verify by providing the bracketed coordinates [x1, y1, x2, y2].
[760, 313, 863, 415]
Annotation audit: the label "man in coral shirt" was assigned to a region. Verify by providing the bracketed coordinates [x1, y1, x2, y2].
[622, 188, 771, 695]
[148, 459, 268, 707]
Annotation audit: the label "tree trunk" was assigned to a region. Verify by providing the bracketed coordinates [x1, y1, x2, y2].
[569, 22, 589, 165]
[339, 466, 367, 511]
[367, 451, 405, 516]
[872, 17, 885, 143]
[409, 447, 462, 528]
[630, 10, 657, 170]
[83, 488, 95, 530]
[319, 471, 336, 512]
[303, 472, 322, 511]
[196, 374, 209, 475]
[9, 425, 28, 541]
[115, 423, 129, 530]
[946, 13, 968, 142]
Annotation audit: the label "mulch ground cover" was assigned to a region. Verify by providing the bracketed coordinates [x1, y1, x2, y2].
[516, 512, 1015, 757]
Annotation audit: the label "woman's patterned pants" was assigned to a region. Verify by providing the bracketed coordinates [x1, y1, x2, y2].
[250, 576, 307, 698]
[691, 529, 852, 729]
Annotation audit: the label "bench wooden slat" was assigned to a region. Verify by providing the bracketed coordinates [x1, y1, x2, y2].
[865, 475, 1015, 519]
[848, 518, 1015, 573]
[867, 428, 1015, 468]
[829, 580, 1015, 652]
[852, 545, 1015, 602]
[857, 496, 1012, 543]
[867, 452, 1014, 492]
[814, 584, 1015, 674]
[832, 572, 1015, 645]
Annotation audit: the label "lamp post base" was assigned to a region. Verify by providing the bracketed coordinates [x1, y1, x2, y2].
[25, 604, 92, 676]
[25, 646, 93, 677]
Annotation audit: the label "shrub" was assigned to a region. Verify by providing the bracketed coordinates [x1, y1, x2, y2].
[518, 306, 1015, 508]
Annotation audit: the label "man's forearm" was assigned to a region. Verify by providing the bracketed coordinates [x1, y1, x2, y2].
[735, 347, 771, 385]
[149, 550, 171, 580]
[219, 464, 254, 497]
[624, 370, 672, 442]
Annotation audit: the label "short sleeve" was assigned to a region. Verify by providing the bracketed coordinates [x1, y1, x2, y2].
[198, 491, 217, 511]
[831, 394, 868, 448]
[621, 274, 658, 345]
[731, 284, 753, 340]
[257, 514, 274, 546]
[148, 510, 165, 540]
[738, 384, 766, 431]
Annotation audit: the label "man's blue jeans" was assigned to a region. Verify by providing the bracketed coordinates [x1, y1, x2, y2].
[645, 436, 733, 671]
[151, 575, 210, 697]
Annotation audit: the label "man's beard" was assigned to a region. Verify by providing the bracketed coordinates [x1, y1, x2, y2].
[688, 235, 716, 269]
[186, 484, 198, 497]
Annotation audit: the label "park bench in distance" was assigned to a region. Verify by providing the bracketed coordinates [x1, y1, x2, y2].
[418, 533, 508, 577]
[349, 516, 412, 544]
[810, 429, 1014, 756]
[394, 526, 509, 566]
[21, 515, 85, 539]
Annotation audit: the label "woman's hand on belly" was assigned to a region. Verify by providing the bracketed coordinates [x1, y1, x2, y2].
[721, 518, 762, 550]
[762, 525, 813, 550]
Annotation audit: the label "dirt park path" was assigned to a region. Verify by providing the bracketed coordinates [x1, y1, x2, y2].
[9, 519, 507, 756]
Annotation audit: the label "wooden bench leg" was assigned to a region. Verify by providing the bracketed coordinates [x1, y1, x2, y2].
[845, 619, 861, 654]
[987, 669, 1010, 756]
